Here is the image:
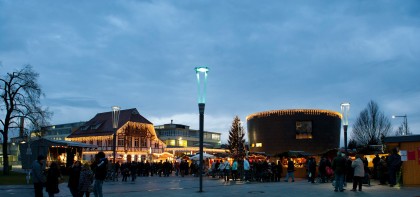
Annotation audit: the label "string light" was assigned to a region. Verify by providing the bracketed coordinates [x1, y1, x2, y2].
[246, 109, 342, 121]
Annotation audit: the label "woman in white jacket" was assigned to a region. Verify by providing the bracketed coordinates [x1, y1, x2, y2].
[351, 154, 365, 192]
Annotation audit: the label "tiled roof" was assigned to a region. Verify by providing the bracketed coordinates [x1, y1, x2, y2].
[67, 108, 153, 138]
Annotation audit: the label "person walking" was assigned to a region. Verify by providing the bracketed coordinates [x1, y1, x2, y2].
[243, 158, 250, 182]
[46, 162, 61, 197]
[284, 158, 295, 182]
[32, 155, 46, 197]
[68, 161, 81, 197]
[231, 159, 238, 181]
[79, 163, 94, 197]
[351, 154, 365, 192]
[223, 159, 231, 182]
[332, 152, 346, 192]
[93, 152, 108, 197]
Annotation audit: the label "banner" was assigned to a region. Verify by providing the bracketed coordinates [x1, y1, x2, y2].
[407, 150, 415, 160]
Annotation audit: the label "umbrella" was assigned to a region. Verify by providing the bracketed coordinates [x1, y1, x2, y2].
[190, 153, 215, 160]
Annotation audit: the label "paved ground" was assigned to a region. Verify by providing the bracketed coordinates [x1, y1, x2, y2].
[1, 176, 419, 197]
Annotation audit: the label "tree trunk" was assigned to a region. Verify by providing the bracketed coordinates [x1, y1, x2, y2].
[2, 131, 10, 175]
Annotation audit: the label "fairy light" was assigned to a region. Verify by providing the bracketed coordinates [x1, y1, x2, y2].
[246, 109, 342, 121]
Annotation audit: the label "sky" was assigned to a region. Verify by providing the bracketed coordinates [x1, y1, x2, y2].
[1, 1, 420, 145]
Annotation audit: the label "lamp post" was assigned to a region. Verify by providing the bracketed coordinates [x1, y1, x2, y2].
[195, 66, 208, 192]
[341, 103, 350, 154]
[392, 114, 408, 136]
[112, 106, 121, 164]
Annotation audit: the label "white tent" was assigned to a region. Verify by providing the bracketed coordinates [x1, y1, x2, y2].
[190, 153, 215, 160]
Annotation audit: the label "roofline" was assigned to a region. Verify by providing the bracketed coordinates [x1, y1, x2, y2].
[246, 109, 342, 121]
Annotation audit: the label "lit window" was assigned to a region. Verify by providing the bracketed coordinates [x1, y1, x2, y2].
[118, 137, 124, 147]
[140, 137, 147, 147]
[256, 143, 262, 147]
[251, 143, 255, 147]
[296, 121, 313, 139]
[169, 140, 175, 146]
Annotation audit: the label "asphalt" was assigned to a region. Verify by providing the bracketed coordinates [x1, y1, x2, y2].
[1, 176, 419, 197]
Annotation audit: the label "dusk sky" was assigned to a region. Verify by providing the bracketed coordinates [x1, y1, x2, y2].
[1, 1, 419, 144]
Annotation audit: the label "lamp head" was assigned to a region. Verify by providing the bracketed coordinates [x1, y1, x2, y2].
[392, 115, 396, 119]
[111, 106, 121, 129]
[195, 67, 209, 104]
[340, 102, 350, 126]
[195, 67, 209, 73]
[112, 106, 120, 112]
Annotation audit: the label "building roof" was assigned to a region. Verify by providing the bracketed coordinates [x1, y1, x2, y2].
[67, 108, 153, 138]
[246, 109, 342, 121]
[384, 135, 420, 143]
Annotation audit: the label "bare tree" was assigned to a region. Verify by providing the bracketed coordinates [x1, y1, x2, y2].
[395, 123, 411, 136]
[351, 100, 391, 147]
[1, 65, 51, 175]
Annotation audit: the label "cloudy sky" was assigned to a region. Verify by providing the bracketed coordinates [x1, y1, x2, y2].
[1, 1, 419, 144]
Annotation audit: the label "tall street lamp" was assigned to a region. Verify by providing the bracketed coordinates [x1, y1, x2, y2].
[195, 66, 208, 192]
[112, 106, 121, 164]
[341, 102, 350, 154]
[392, 114, 408, 135]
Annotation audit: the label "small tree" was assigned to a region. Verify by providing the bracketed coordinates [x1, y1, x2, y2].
[395, 123, 411, 136]
[1, 65, 51, 175]
[227, 116, 246, 160]
[351, 100, 392, 147]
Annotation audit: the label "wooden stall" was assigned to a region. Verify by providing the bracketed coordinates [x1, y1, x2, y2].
[20, 138, 97, 170]
[384, 135, 420, 186]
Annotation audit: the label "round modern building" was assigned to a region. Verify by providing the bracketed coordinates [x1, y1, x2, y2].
[247, 109, 342, 155]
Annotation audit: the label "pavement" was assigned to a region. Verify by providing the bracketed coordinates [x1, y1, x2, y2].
[1, 176, 419, 197]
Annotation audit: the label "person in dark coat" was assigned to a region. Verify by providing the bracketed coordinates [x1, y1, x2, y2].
[372, 154, 380, 179]
[332, 152, 346, 192]
[378, 156, 388, 185]
[32, 155, 46, 197]
[308, 157, 317, 183]
[284, 158, 295, 182]
[68, 161, 81, 197]
[46, 162, 61, 197]
[93, 151, 108, 197]
[387, 148, 402, 187]
[79, 163, 94, 197]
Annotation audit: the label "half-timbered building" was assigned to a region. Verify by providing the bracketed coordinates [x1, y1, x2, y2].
[67, 108, 165, 163]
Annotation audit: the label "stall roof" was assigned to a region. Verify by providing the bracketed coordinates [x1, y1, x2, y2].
[384, 135, 420, 143]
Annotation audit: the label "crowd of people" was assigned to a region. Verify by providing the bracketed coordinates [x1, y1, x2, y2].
[327, 148, 402, 193]
[31, 149, 403, 197]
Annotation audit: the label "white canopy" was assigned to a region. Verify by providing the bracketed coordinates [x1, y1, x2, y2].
[190, 153, 215, 160]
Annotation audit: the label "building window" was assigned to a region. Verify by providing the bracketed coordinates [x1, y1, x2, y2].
[154, 142, 159, 148]
[256, 143, 262, 147]
[107, 139, 112, 147]
[134, 137, 140, 147]
[97, 140, 102, 147]
[126, 137, 132, 148]
[140, 137, 147, 147]
[118, 136, 124, 147]
[296, 121, 313, 139]
[89, 140, 93, 145]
